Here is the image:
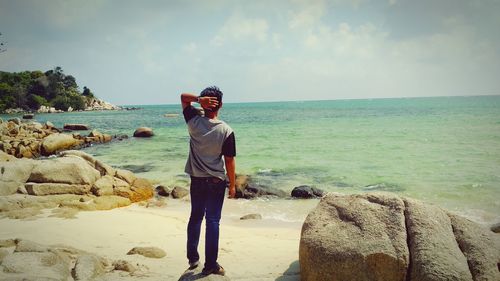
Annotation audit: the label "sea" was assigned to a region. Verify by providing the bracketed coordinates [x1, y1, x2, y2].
[2, 95, 500, 225]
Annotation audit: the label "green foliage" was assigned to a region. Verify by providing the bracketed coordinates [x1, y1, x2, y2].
[27, 94, 49, 110]
[0, 67, 94, 113]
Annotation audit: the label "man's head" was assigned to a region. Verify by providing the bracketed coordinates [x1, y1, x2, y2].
[200, 86, 223, 113]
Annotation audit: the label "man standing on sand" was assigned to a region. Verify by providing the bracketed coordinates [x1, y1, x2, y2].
[181, 86, 236, 276]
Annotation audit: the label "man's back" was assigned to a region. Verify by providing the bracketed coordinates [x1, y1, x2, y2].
[184, 110, 234, 180]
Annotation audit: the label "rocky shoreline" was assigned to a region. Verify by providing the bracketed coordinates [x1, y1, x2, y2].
[0, 117, 126, 159]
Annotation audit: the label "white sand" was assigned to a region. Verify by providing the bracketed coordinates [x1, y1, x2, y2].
[0, 198, 312, 280]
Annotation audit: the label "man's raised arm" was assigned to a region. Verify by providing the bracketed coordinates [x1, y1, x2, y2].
[181, 93, 219, 110]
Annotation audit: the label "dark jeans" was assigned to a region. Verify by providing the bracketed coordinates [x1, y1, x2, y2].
[187, 177, 226, 269]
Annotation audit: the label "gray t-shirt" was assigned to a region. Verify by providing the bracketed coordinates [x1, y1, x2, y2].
[183, 106, 235, 180]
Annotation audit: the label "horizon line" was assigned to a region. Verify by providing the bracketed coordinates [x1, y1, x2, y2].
[115, 93, 500, 107]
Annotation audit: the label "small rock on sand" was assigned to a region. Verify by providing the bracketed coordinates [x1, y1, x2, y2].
[127, 246, 166, 258]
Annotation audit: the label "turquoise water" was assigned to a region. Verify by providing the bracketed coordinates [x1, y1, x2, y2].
[3, 96, 500, 223]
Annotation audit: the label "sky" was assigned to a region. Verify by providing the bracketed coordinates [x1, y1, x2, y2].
[0, 0, 499, 105]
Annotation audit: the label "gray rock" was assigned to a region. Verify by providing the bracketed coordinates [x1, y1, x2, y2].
[71, 254, 107, 281]
[404, 198, 473, 281]
[0, 239, 16, 248]
[240, 214, 262, 220]
[63, 124, 90, 130]
[28, 156, 101, 185]
[155, 185, 171, 197]
[172, 186, 189, 199]
[14, 239, 49, 252]
[449, 214, 500, 281]
[178, 266, 230, 281]
[59, 150, 115, 176]
[300, 193, 409, 281]
[0, 249, 9, 263]
[133, 127, 154, 137]
[115, 168, 137, 185]
[25, 182, 91, 196]
[22, 114, 35, 119]
[8, 117, 21, 125]
[239, 184, 287, 199]
[291, 185, 324, 198]
[112, 259, 137, 273]
[91, 175, 114, 196]
[45, 121, 55, 129]
[127, 246, 166, 258]
[490, 222, 500, 233]
[0, 157, 35, 195]
[1, 251, 71, 280]
[41, 133, 80, 155]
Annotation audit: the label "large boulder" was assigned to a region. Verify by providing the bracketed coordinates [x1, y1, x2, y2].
[0, 251, 71, 280]
[72, 254, 107, 281]
[41, 133, 81, 155]
[448, 214, 500, 281]
[299, 193, 500, 281]
[404, 198, 473, 281]
[24, 183, 91, 196]
[0, 155, 35, 195]
[300, 193, 409, 281]
[133, 127, 154, 137]
[28, 156, 101, 185]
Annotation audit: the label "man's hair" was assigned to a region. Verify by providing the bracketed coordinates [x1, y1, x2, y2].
[200, 86, 223, 112]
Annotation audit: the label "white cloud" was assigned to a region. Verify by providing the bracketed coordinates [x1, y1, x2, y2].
[211, 14, 269, 46]
[288, 0, 326, 29]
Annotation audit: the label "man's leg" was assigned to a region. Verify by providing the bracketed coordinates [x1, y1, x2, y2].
[187, 179, 206, 265]
[204, 180, 226, 270]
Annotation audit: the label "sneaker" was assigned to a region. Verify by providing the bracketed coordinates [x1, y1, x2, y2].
[201, 264, 225, 276]
[188, 260, 199, 270]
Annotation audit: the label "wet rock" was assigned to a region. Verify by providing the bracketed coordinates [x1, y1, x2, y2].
[22, 114, 35, 119]
[239, 184, 287, 199]
[172, 186, 189, 199]
[63, 124, 90, 130]
[133, 127, 154, 137]
[155, 185, 171, 197]
[291, 185, 324, 198]
[240, 214, 262, 220]
[127, 247, 166, 258]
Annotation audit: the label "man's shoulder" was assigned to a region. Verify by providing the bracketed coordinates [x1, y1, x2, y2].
[217, 120, 234, 135]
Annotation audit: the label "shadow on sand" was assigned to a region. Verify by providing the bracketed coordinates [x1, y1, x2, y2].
[275, 260, 300, 281]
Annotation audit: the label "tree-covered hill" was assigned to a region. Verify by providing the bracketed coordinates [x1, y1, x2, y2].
[0, 67, 95, 113]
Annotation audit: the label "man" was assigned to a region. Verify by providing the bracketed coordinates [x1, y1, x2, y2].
[181, 86, 236, 276]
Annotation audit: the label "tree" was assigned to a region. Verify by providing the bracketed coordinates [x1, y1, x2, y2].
[27, 94, 49, 110]
[0, 32, 6, 53]
[82, 86, 94, 98]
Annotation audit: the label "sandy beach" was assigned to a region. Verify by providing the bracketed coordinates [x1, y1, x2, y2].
[0, 198, 304, 281]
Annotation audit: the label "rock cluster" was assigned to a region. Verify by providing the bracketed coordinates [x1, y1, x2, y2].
[234, 174, 287, 199]
[299, 193, 500, 281]
[85, 98, 121, 111]
[0, 150, 154, 218]
[37, 105, 64, 113]
[291, 185, 325, 199]
[0, 118, 116, 158]
[0, 238, 144, 280]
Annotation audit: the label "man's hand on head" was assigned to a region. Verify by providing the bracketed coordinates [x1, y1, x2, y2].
[199, 96, 219, 110]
